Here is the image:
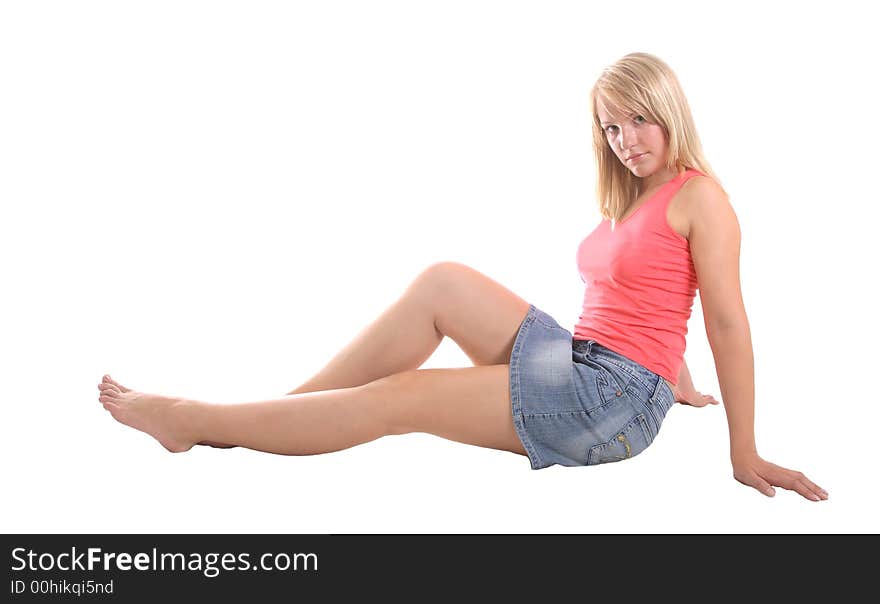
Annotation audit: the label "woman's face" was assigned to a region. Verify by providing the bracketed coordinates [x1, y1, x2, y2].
[596, 98, 675, 190]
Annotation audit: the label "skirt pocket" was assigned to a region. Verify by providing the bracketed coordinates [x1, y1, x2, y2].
[573, 363, 636, 414]
[586, 413, 653, 465]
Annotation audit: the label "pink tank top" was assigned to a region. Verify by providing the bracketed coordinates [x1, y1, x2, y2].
[574, 168, 706, 386]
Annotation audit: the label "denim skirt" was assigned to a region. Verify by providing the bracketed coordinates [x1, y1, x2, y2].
[508, 304, 676, 470]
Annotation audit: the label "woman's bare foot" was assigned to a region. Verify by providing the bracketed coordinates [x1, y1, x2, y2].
[97, 375, 199, 452]
[99, 375, 237, 449]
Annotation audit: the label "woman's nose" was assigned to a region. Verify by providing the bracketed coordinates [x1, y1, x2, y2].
[619, 124, 639, 149]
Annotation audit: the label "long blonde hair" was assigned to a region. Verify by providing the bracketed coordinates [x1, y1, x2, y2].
[589, 52, 727, 221]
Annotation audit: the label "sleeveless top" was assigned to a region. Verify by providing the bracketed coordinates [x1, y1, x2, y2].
[573, 168, 706, 386]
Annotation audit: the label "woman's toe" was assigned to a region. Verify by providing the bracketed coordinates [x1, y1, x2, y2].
[108, 377, 129, 392]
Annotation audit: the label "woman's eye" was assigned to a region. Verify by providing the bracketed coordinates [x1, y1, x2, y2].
[604, 115, 645, 133]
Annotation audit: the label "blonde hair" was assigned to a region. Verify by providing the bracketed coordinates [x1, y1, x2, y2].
[589, 52, 727, 221]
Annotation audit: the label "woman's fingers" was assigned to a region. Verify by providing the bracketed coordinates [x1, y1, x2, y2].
[736, 455, 829, 501]
[808, 480, 829, 500]
[766, 464, 829, 502]
[794, 480, 824, 502]
[734, 462, 776, 496]
[796, 477, 829, 501]
[786, 478, 824, 502]
[673, 391, 719, 407]
[752, 476, 776, 497]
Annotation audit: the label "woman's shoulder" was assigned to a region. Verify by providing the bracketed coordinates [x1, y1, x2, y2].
[680, 172, 728, 205]
[677, 171, 730, 239]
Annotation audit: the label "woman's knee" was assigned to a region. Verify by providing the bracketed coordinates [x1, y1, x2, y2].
[410, 261, 467, 298]
[358, 372, 416, 437]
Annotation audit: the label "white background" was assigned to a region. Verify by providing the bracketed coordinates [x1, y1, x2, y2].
[2, 0, 877, 534]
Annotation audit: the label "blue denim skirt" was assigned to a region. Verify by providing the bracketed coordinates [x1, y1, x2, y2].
[508, 304, 676, 470]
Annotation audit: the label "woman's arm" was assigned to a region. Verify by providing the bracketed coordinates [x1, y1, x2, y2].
[677, 358, 695, 393]
[705, 320, 756, 457]
[684, 177, 827, 501]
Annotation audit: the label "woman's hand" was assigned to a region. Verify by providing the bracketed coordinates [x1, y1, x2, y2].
[671, 383, 719, 407]
[732, 451, 828, 501]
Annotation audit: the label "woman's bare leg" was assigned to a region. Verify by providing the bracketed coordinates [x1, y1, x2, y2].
[287, 261, 532, 394]
[98, 365, 528, 458]
[113, 261, 532, 449]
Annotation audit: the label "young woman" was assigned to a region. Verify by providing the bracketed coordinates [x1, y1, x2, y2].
[97, 52, 827, 502]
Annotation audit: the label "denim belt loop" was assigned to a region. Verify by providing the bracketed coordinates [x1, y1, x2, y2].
[649, 372, 666, 403]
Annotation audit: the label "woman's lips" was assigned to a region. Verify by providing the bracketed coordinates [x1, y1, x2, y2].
[627, 153, 647, 162]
